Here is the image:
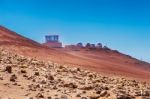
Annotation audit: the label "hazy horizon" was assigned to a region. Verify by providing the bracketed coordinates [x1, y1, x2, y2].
[0, 0, 150, 62]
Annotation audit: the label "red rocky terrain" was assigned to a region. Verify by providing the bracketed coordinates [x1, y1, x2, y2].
[0, 49, 150, 99]
[0, 25, 150, 81]
[0, 25, 150, 98]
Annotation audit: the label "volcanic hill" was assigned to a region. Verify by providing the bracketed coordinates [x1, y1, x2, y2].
[0, 25, 150, 81]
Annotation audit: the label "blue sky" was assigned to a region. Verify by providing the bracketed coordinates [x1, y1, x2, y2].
[0, 0, 150, 62]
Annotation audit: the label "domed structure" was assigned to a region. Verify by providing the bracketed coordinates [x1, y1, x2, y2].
[43, 35, 62, 48]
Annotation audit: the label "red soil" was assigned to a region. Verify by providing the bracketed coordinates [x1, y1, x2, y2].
[0, 25, 150, 82]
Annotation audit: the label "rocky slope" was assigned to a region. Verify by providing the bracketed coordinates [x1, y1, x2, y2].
[0, 25, 42, 47]
[0, 49, 150, 99]
[0, 25, 150, 81]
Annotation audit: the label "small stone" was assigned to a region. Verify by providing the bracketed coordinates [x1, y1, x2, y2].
[13, 83, 18, 85]
[47, 75, 54, 80]
[103, 86, 109, 90]
[21, 69, 27, 73]
[81, 97, 88, 99]
[96, 91, 101, 94]
[59, 65, 64, 69]
[76, 93, 81, 97]
[100, 90, 107, 97]
[117, 94, 134, 99]
[82, 91, 86, 94]
[5, 66, 12, 73]
[34, 72, 40, 76]
[24, 93, 31, 96]
[40, 80, 47, 84]
[36, 93, 44, 98]
[23, 74, 28, 78]
[40, 88, 44, 91]
[28, 84, 37, 91]
[20, 65, 28, 68]
[64, 83, 78, 89]
[89, 95, 100, 99]
[61, 95, 68, 99]
[52, 85, 58, 90]
[80, 85, 93, 90]
[10, 74, 17, 82]
[47, 97, 52, 99]
[0, 77, 3, 80]
[77, 68, 81, 71]
[32, 79, 36, 82]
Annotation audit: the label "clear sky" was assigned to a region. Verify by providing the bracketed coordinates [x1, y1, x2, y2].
[0, 0, 150, 62]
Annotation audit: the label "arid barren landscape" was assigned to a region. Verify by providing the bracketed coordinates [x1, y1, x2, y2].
[0, 26, 150, 99]
[0, 26, 150, 80]
[1, 0, 150, 98]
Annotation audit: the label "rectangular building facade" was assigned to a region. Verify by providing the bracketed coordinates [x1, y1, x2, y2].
[44, 35, 62, 48]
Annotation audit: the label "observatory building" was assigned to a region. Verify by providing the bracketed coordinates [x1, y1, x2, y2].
[43, 35, 62, 48]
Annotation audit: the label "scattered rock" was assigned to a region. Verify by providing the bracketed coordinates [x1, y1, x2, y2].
[96, 90, 101, 94]
[61, 95, 68, 99]
[21, 69, 27, 73]
[24, 93, 31, 96]
[89, 95, 100, 99]
[76, 68, 81, 72]
[117, 94, 135, 99]
[64, 83, 78, 89]
[36, 93, 44, 98]
[5, 66, 12, 73]
[100, 90, 107, 97]
[28, 84, 37, 91]
[40, 80, 47, 84]
[47, 75, 54, 80]
[0, 77, 3, 80]
[76, 93, 81, 97]
[0, 49, 149, 99]
[82, 91, 86, 94]
[47, 96, 52, 99]
[34, 72, 40, 76]
[10, 74, 17, 82]
[80, 85, 93, 90]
